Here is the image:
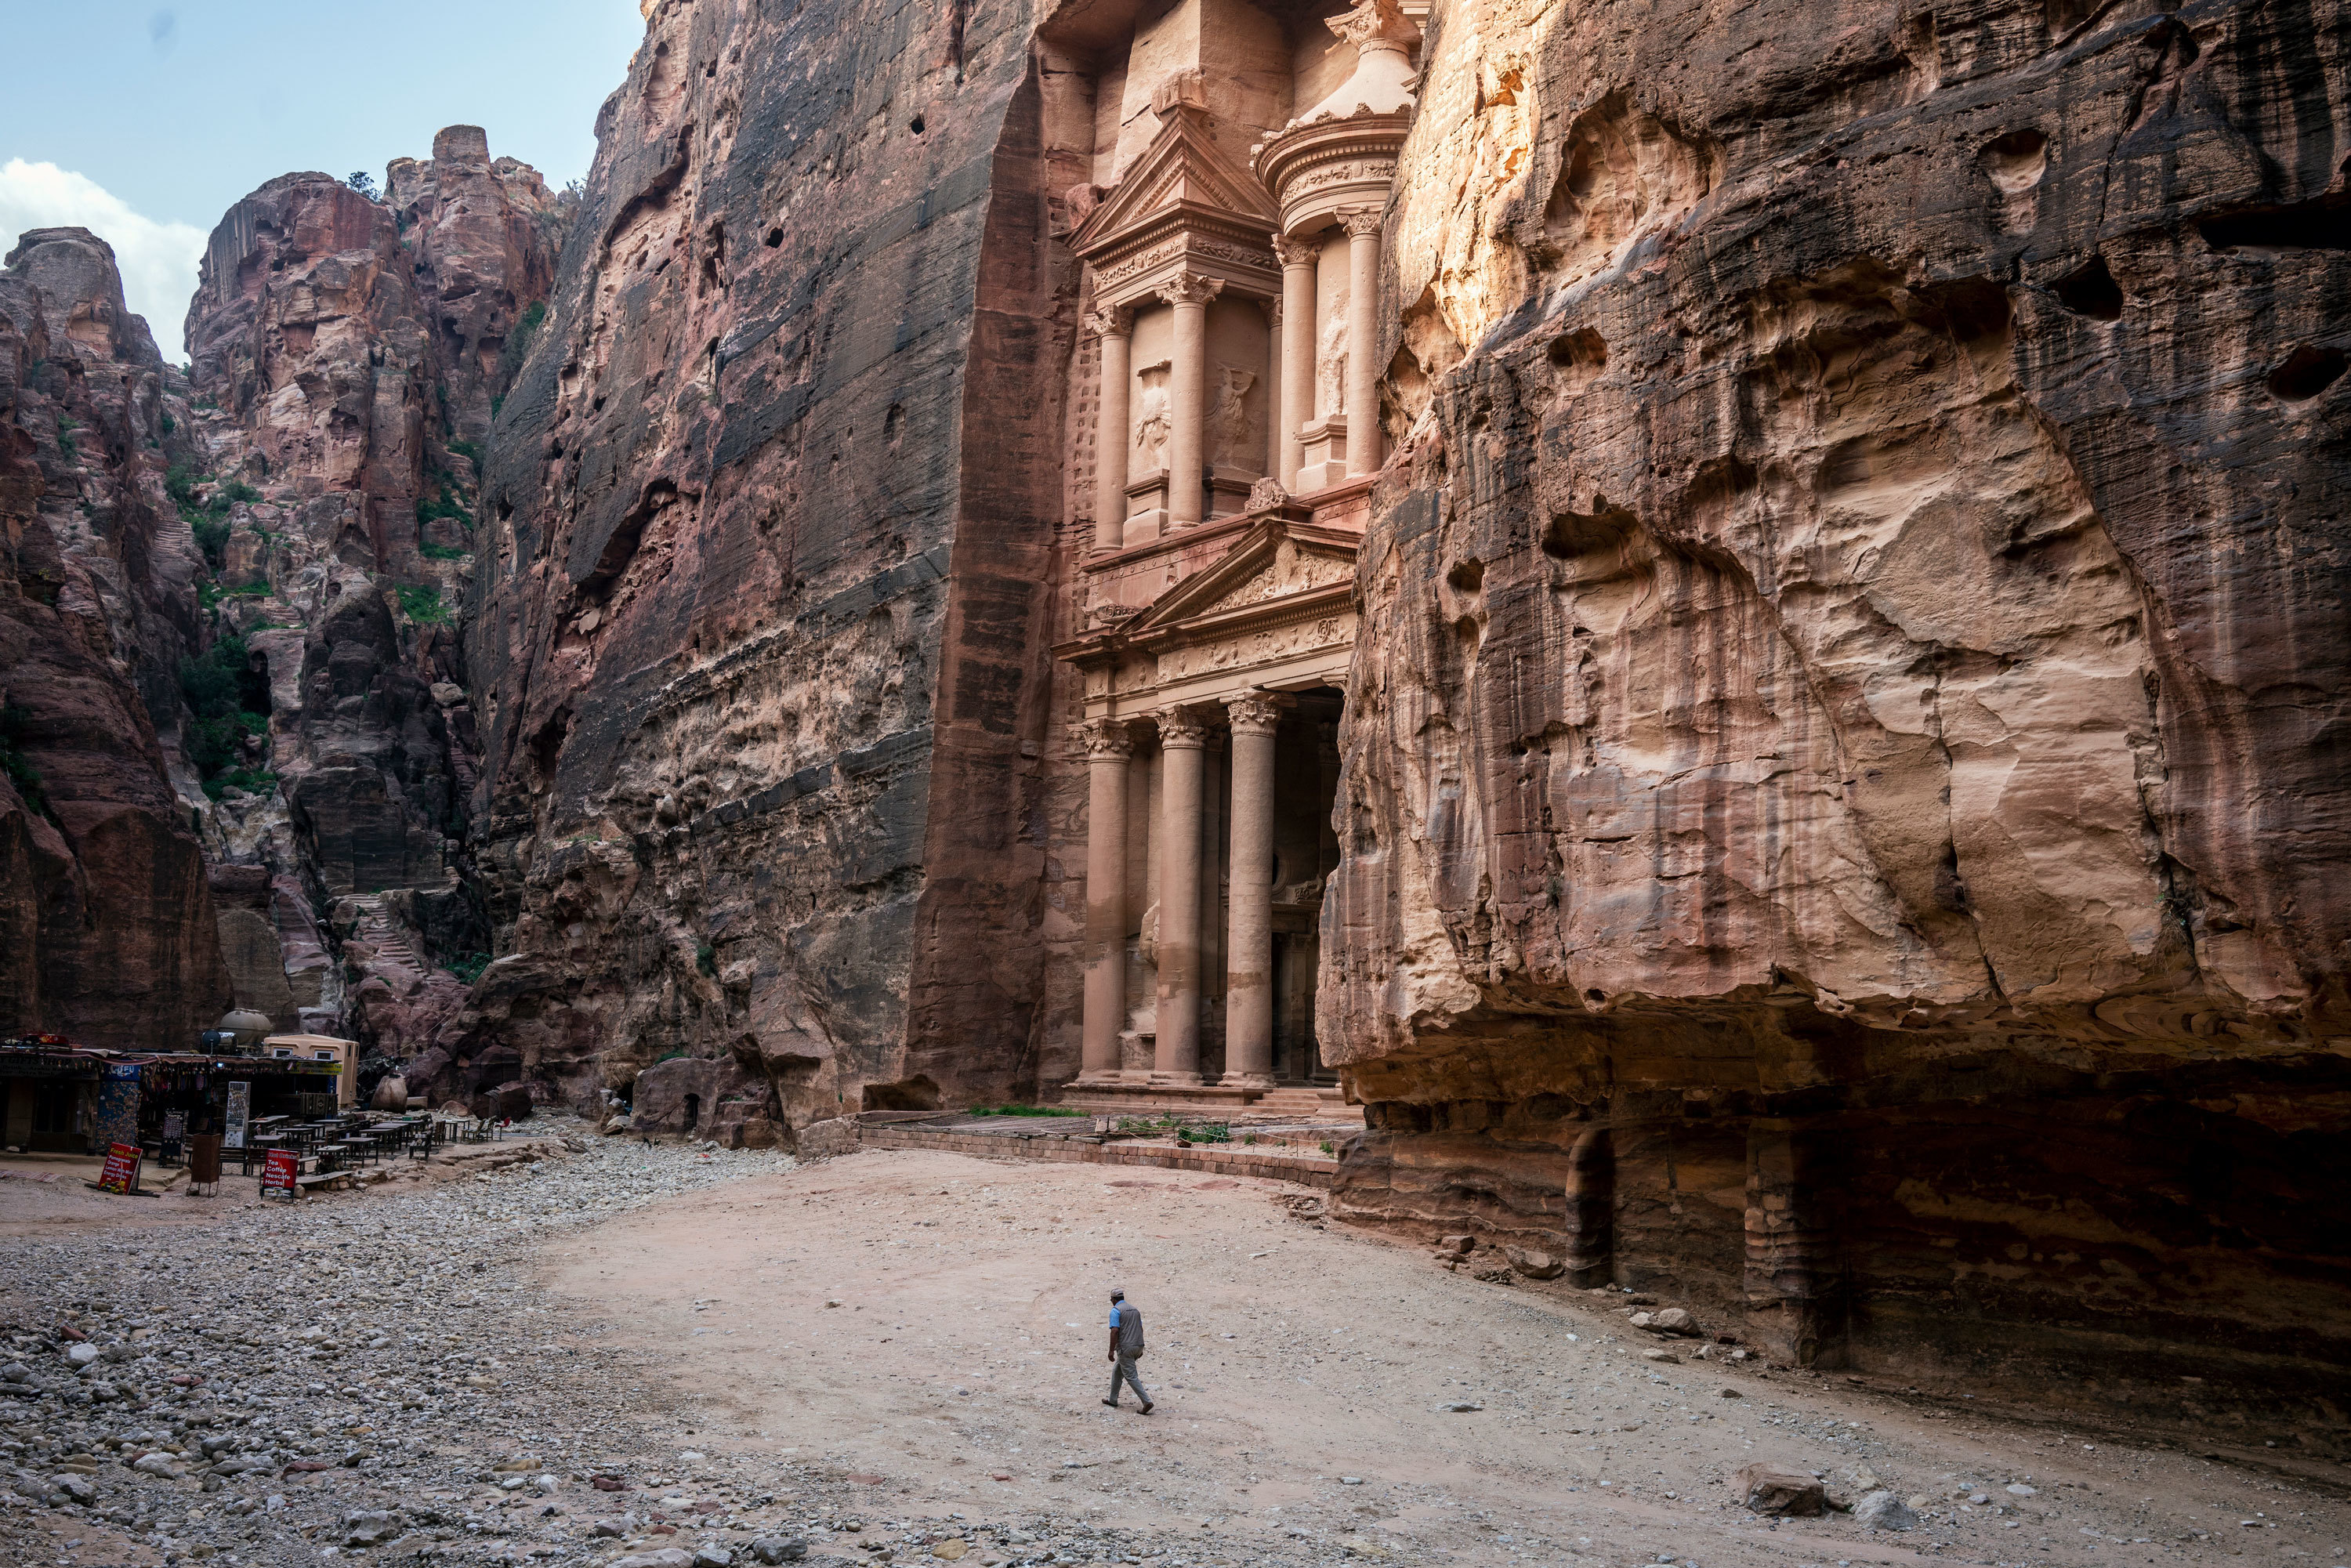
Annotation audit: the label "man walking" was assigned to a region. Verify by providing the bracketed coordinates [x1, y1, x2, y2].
[1103, 1289, 1153, 1414]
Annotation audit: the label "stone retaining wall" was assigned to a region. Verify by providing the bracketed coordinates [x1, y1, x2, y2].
[853, 1124, 1337, 1186]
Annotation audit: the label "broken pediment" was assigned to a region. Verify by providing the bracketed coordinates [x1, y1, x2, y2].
[1072, 104, 1281, 259]
[1118, 516, 1357, 639]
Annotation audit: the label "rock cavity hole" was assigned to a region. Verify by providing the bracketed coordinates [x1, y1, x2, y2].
[1979, 129, 2049, 194]
[2053, 256, 2123, 321]
[2268, 344, 2347, 403]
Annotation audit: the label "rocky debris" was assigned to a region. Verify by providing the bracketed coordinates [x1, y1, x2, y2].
[1856, 1490, 1920, 1531]
[1501, 1246, 1564, 1280]
[2, 1128, 1449, 1568]
[1736, 1462, 1826, 1517]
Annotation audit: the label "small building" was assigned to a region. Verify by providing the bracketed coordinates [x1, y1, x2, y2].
[259, 1035, 359, 1108]
[0, 1037, 346, 1157]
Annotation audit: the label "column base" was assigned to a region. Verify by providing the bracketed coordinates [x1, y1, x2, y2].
[1218, 1072, 1276, 1091]
[1295, 460, 1349, 491]
[1071, 1069, 1126, 1088]
[1148, 1070, 1204, 1088]
[1122, 507, 1167, 544]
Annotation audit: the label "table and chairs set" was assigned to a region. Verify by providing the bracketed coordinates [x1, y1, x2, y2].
[236, 1110, 440, 1186]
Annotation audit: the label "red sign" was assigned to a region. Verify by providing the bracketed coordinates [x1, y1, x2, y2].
[261, 1147, 299, 1197]
[98, 1143, 140, 1195]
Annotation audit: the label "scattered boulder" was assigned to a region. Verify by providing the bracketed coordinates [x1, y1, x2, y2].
[343, 1512, 399, 1547]
[1856, 1490, 1919, 1531]
[1436, 1234, 1476, 1255]
[1650, 1307, 1698, 1336]
[746, 1540, 808, 1565]
[692, 1547, 735, 1568]
[612, 1552, 695, 1568]
[1737, 1462, 1826, 1516]
[1503, 1246, 1566, 1280]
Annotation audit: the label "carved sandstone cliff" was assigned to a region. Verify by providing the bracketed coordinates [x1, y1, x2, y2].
[451, 0, 1069, 1131]
[0, 229, 233, 1045]
[1327, 0, 2351, 1418]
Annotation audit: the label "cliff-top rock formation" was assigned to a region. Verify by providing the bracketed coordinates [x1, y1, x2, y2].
[175, 133, 566, 1066]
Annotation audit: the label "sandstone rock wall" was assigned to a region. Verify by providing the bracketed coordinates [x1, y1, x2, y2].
[455, 0, 1071, 1118]
[178, 141, 566, 1062]
[1326, 0, 2351, 1421]
[0, 229, 233, 1046]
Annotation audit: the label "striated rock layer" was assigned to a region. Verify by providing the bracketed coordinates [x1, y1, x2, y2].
[0, 229, 232, 1045]
[455, 0, 1068, 1127]
[1325, 0, 2351, 1421]
[179, 137, 565, 1059]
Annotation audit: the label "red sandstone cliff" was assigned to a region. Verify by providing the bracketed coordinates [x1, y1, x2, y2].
[179, 137, 567, 1067]
[1323, 0, 2351, 1411]
[445, 0, 1069, 1130]
[0, 229, 233, 1046]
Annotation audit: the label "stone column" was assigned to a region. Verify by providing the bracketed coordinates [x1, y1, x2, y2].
[1152, 707, 1208, 1085]
[1263, 299, 1284, 480]
[1077, 718, 1133, 1085]
[1221, 694, 1282, 1088]
[1087, 306, 1133, 552]
[1744, 1120, 1847, 1368]
[1273, 235, 1319, 490]
[1342, 209, 1383, 476]
[1158, 274, 1223, 527]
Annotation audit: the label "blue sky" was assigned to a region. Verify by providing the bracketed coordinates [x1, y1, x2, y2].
[0, 0, 647, 360]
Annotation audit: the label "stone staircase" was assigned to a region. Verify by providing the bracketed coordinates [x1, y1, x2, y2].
[337, 893, 427, 983]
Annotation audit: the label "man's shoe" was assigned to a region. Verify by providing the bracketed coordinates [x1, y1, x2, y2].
[1102, 1399, 1118, 1407]
[1139, 1403, 1154, 1415]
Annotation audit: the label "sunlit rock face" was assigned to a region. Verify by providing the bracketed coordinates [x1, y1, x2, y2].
[1324, 0, 2351, 1420]
[0, 228, 232, 1045]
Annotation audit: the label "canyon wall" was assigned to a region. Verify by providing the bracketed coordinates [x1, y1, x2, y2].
[177, 138, 567, 1065]
[0, 229, 232, 1046]
[1325, 0, 2351, 1425]
[448, 0, 1072, 1135]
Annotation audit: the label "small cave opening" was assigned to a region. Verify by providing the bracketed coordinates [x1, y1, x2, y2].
[2052, 255, 2124, 321]
[683, 1092, 700, 1132]
[1978, 128, 2049, 194]
[2268, 344, 2347, 403]
[909, 115, 926, 136]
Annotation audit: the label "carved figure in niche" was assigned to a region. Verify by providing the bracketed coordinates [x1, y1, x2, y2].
[1132, 360, 1172, 471]
[1210, 366, 1256, 466]
[1317, 294, 1349, 415]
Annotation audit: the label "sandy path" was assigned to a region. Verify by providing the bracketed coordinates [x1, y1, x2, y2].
[542, 1149, 2350, 1566]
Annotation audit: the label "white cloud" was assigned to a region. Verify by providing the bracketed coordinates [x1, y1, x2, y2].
[0, 159, 206, 364]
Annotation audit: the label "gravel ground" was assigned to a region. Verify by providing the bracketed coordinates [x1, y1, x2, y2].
[5, 1128, 2346, 1568]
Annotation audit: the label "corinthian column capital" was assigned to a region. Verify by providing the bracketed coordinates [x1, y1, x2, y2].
[1271, 234, 1320, 268]
[1224, 693, 1284, 736]
[1073, 718, 1134, 759]
[1083, 304, 1133, 339]
[1156, 273, 1225, 308]
[1340, 208, 1386, 239]
[1155, 706, 1210, 748]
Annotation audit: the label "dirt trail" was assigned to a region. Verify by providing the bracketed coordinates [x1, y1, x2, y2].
[542, 1149, 2350, 1566]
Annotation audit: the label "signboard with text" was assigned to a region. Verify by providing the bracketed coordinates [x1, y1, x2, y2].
[97, 1142, 141, 1195]
[261, 1146, 299, 1197]
[223, 1081, 252, 1149]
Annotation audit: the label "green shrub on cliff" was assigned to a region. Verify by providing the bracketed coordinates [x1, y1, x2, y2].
[496, 301, 548, 394]
[395, 584, 451, 625]
[179, 633, 273, 795]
